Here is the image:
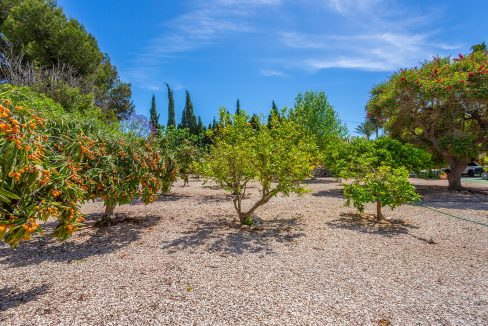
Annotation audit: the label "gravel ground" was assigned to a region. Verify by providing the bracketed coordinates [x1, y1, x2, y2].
[1, 178, 487, 325]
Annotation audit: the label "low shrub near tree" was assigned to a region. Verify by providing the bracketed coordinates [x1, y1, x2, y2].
[198, 110, 318, 225]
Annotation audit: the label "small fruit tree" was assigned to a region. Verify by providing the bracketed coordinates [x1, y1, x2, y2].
[327, 137, 431, 220]
[0, 98, 85, 247]
[198, 110, 317, 225]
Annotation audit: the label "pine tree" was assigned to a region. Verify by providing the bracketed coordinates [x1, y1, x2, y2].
[212, 117, 218, 130]
[149, 94, 159, 135]
[165, 83, 175, 128]
[236, 99, 241, 115]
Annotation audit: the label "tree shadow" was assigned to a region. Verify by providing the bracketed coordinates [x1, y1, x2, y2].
[312, 188, 344, 198]
[154, 193, 191, 203]
[326, 213, 421, 238]
[415, 184, 488, 211]
[160, 217, 305, 255]
[0, 285, 49, 312]
[0, 214, 160, 268]
[196, 194, 236, 205]
[302, 178, 338, 185]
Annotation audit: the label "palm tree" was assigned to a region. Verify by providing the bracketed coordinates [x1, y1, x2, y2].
[355, 121, 375, 140]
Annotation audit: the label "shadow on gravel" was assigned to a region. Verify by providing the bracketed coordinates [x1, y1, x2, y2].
[0, 214, 160, 268]
[415, 184, 488, 211]
[160, 217, 305, 254]
[0, 285, 49, 312]
[302, 178, 337, 185]
[312, 188, 343, 199]
[326, 213, 419, 238]
[154, 193, 191, 202]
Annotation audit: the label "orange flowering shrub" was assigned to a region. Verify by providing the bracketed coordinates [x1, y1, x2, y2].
[81, 136, 178, 216]
[0, 99, 84, 247]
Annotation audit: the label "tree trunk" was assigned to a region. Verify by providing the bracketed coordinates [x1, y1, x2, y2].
[447, 159, 466, 191]
[376, 200, 383, 221]
[104, 204, 115, 216]
[238, 212, 254, 226]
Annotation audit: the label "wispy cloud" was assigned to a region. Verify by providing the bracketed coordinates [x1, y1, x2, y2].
[129, 0, 282, 88]
[260, 69, 286, 77]
[278, 1, 462, 72]
[325, 0, 383, 14]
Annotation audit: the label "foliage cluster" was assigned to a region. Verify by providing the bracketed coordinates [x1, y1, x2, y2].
[198, 110, 318, 225]
[367, 47, 488, 190]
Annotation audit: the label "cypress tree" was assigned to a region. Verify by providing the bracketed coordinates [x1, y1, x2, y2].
[249, 114, 260, 130]
[165, 83, 175, 128]
[197, 116, 204, 135]
[268, 100, 280, 128]
[236, 99, 241, 115]
[183, 90, 198, 134]
[149, 94, 159, 134]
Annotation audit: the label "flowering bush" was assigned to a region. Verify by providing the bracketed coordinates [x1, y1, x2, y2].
[0, 98, 85, 247]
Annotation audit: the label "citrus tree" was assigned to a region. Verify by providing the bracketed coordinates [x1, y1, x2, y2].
[0, 97, 85, 247]
[343, 166, 420, 220]
[368, 46, 488, 190]
[198, 110, 318, 225]
[327, 137, 430, 220]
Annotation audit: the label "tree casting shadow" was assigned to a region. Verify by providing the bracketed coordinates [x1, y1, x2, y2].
[0, 285, 49, 312]
[326, 213, 423, 239]
[0, 214, 160, 268]
[160, 217, 305, 255]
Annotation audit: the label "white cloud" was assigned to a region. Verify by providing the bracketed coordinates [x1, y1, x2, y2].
[325, 0, 383, 14]
[260, 69, 286, 77]
[278, 1, 462, 72]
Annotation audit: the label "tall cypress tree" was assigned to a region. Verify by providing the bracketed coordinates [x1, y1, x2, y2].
[236, 99, 241, 115]
[197, 116, 204, 135]
[183, 90, 197, 134]
[149, 94, 159, 134]
[165, 83, 175, 128]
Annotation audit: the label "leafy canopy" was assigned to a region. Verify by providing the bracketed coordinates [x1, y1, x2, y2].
[198, 109, 318, 225]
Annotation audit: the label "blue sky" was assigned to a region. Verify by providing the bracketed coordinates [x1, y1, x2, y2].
[58, 0, 487, 132]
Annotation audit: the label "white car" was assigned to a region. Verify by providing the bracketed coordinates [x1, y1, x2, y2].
[463, 162, 482, 177]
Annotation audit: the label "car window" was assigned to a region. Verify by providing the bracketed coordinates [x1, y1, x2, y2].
[468, 162, 478, 166]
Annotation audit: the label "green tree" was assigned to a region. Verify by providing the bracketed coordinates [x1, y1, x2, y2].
[149, 94, 159, 135]
[355, 120, 375, 140]
[0, 0, 133, 120]
[197, 116, 204, 135]
[198, 110, 318, 225]
[368, 47, 488, 190]
[343, 166, 420, 220]
[165, 83, 175, 128]
[267, 100, 280, 127]
[181, 90, 197, 134]
[249, 113, 260, 130]
[236, 99, 241, 115]
[291, 91, 348, 153]
[327, 137, 430, 220]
